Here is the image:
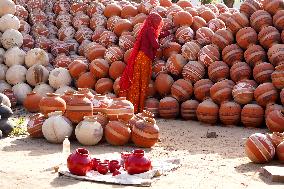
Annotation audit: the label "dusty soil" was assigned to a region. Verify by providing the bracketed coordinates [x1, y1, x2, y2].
[0, 110, 283, 189]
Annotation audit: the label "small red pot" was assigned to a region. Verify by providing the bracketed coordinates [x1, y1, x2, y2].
[91, 158, 101, 171]
[97, 162, 109, 175]
[124, 149, 152, 175]
[67, 148, 92, 176]
[109, 160, 121, 173]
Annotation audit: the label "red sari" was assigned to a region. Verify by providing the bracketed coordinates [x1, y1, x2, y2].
[119, 13, 163, 113]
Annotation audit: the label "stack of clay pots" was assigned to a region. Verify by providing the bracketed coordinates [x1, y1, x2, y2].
[1, 0, 283, 135]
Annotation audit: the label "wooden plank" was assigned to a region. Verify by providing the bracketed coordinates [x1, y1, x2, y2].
[262, 166, 284, 183]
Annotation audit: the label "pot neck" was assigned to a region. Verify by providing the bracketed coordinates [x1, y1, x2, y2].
[76, 148, 90, 157]
[132, 149, 145, 157]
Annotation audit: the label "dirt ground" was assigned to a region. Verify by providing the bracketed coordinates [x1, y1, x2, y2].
[0, 110, 283, 189]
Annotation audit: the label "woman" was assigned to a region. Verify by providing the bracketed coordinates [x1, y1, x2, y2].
[119, 12, 163, 113]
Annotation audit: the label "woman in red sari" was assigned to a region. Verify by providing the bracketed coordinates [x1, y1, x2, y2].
[119, 12, 163, 113]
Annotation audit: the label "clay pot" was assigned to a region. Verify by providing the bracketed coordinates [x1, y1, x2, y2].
[191, 16, 206, 31]
[181, 41, 201, 61]
[67, 148, 92, 176]
[265, 103, 284, 118]
[65, 94, 93, 124]
[273, 10, 284, 30]
[166, 54, 187, 76]
[250, 10, 273, 32]
[92, 95, 111, 114]
[181, 100, 199, 120]
[263, 0, 284, 15]
[144, 98, 159, 117]
[219, 101, 241, 126]
[61, 90, 75, 104]
[222, 44, 244, 67]
[195, 27, 214, 46]
[258, 26, 281, 49]
[39, 93, 66, 118]
[95, 78, 113, 95]
[253, 62, 274, 84]
[27, 113, 45, 138]
[159, 97, 179, 119]
[207, 18, 226, 32]
[106, 97, 134, 122]
[68, 59, 88, 79]
[2, 89, 17, 107]
[208, 61, 230, 82]
[182, 61, 205, 83]
[109, 61, 126, 80]
[245, 133, 275, 164]
[267, 44, 284, 67]
[196, 98, 219, 124]
[226, 12, 249, 34]
[84, 43, 106, 62]
[154, 73, 174, 96]
[171, 79, 193, 102]
[104, 46, 124, 63]
[131, 116, 159, 148]
[210, 79, 234, 105]
[266, 110, 284, 132]
[277, 141, 284, 162]
[78, 88, 94, 101]
[236, 27, 258, 49]
[104, 120, 131, 146]
[266, 132, 284, 147]
[232, 82, 255, 105]
[241, 103, 264, 128]
[240, 0, 261, 17]
[76, 72, 96, 89]
[230, 62, 252, 83]
[254, 83, 278, 107]
[198, 44, 220, 68]
[75, 116, 103, 146]
[271, 64, 284, 89]
[23, 91, 43, 113]
[194, 79, 214, 102]
[124, 149, 152, 175]
[244, 45, 267, 67]
[162, 42, 181, 59]
[211, 29, 234, 50]
[175, 26, 194, 44]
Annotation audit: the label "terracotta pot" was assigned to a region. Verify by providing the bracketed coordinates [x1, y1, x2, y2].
[27, 113, 45, 138]
[245, 133, 275, 163]
[182, 61, 205, 83]
[208, 61, 230, 83]
[92, 95, 112, 114]
[277, 141, 284, 162]
[254, 82, 278, 107]
[250, 10, 272, 32]
[154, 73, 174, 96]
[241, 103, 264, 128]
[93, 112, 109, 128]
[222, 44, 244, 67]
[193, 79, 213, 102]
[2, 89, 17, 107]
[67, 148, 92, 176]
[39, 93, 66, 118]
[244, 44, 267, 67]
[170, 79, 193, 102]
[263, 0, 284, 15]
[97, 162, 109, 175]
[191, 16, 206, 31]
[219, 101, 241, 126]
[271, 64, 284, 89]
[124, 149, 152, 175]
[144, 98, 159, 117]
[253, 62, 274, 84]
[210, 79, 234, 105]
[23, 92, 43, 113]
[265, 103, 284, 118]
[158, 97, 179, 119]
[226, 12, 249, 35]
[78, 88, 94, 100]
[195, 27, 214, 46]
[230, 62, 252, 83]
[61, 90, 75, 104]
[196, 98, 219, 124]
[105, 97, 134, 122]
[240, 0, 261, 17]
[181, 100, 199, 120]
[181, 41, 201, 61]
[236, 27, 258, 49]
[76, 72, 96, 89]
[175, 26, 194, 45]
[198, 44, 220, 68]
[104, 120, 131, 146]
[266, 132, 284, 147]
[131, 117, 159, 148]
[258, 26, 281, 49]
[266, 110, 284, 132]
[267, 44, 284, 67]
[232, 82, 255, 105]
[91, 158, 101, 171]
[108, 160, 121, 173]
[65, 94, 93, 124]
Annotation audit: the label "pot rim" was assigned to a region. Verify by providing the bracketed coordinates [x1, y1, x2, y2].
[76, 148, 90, 156]
[132, 149, 145, 155]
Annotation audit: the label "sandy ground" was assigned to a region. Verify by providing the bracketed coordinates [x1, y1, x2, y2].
[0, 109, 283, 189]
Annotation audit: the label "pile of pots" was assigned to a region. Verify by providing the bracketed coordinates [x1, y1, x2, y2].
[0, 0, 283, 136]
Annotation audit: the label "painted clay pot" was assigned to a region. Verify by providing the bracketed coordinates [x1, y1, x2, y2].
[75, 116, 103, 146]
[2, 89, 17, 107]
[253, 62, 274, 84]
[250, 10, 273, 32]
[124, 149, 152, 175]
[131, 117, 159, 148]
[76, 72, 96, 89]
[181, 100, 199, 120]
[171, 79, 193, 102]
[181, 41, 201, 61]
[232, 82, 255, 105]
[267, 44, 284, 67]
[236, 27, 258, 49]
[265, 103, 284, 118]
[277, 141, 284, 162]
[219, 101, 241, 126]
[244, 45, 267, 67]
[27, 113, 45, 138]
[258, 26, 281, 49]
[105, 97, 134, 122]
[144, 98, 159, 117]
[198, 44, 220, 68]
[241, 103, 264, 128]
[245, 133, 275, 164]
[266, 132, 284, 147]
[158, 97, 179, 119]
[196, 98, 219, 125]
[65, 94, 93, 124]
[194, 79, 214, 102]
[104, 121, 131, 146]
[266, 110, 284, 132]
[271, 64, 284, 90]
[166, 54, 187, 76]
[23, 92, 43, 113]
[154, 73, 174, 96]
[67, 148, 92, 176]
[208, 61, 230, 83]
[92, 95, 112, 114]
[195, 27, 214, 46]
[78, 88, 94, 101]
[254, 83, 278, 107]
[182, 61, 205, 83]
[68, 59, 88, 79]
[230, 62, 252, 83]
[39, 93, 66, 118]
[61, 90, 75, 104]
[225, 12, 249, 35]
[210, 79, 234, 105]
[240, 0, 261, 17]
[222, 44, 244, 67]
